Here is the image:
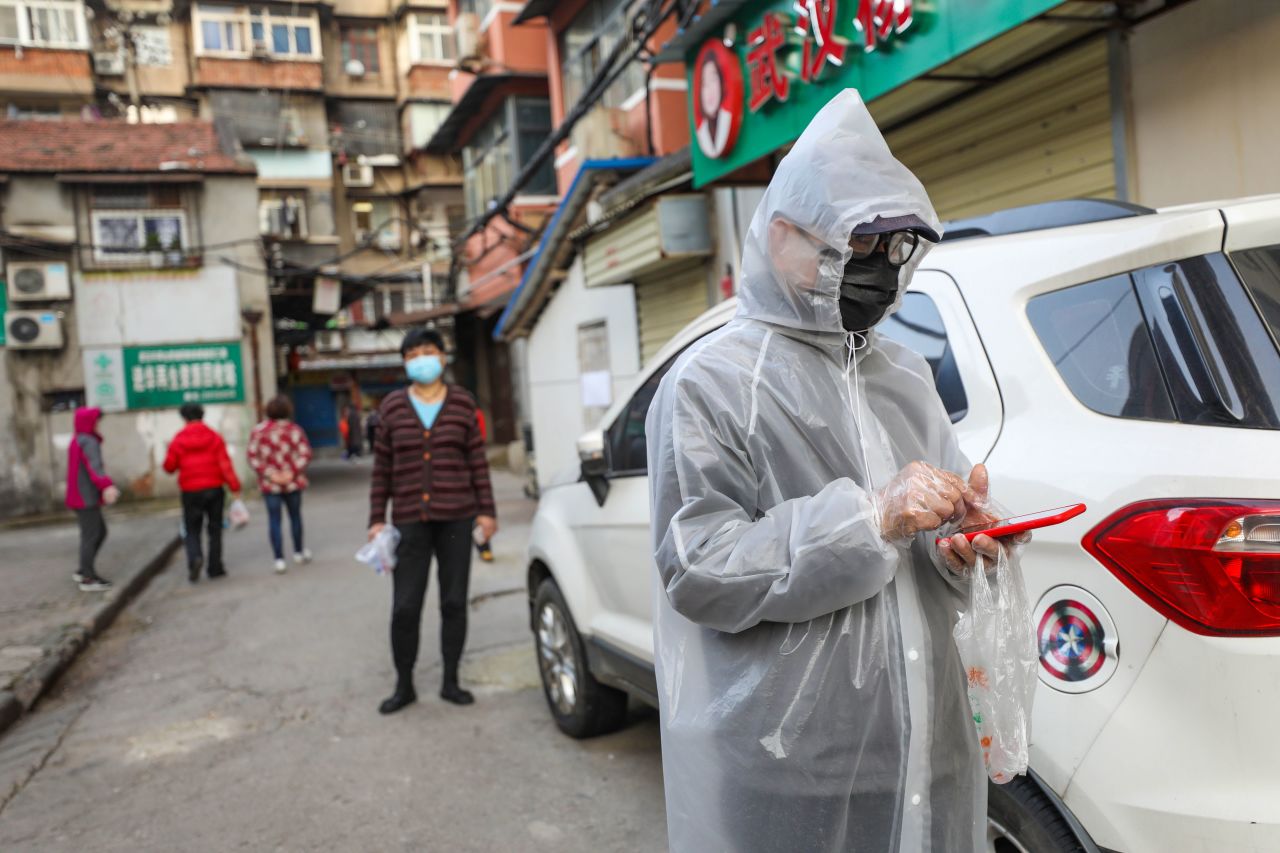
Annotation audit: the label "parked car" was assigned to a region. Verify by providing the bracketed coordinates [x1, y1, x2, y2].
[524, 196, 1280, 853]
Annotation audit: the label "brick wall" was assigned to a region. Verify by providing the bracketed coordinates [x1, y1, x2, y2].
[406, 64, 451, 101]
[0, 47, 92, 94]
[196, 57, 323, 90]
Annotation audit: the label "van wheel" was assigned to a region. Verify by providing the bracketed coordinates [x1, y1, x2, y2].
[533, 578, 628, 738]
[987, 777, 1086, 853]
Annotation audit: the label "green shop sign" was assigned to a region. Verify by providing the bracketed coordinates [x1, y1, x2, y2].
[83, 342, 245, 412]
[684, 0, 1066, 186]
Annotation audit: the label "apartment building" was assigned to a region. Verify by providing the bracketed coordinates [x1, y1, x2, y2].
[15, 0, 469, 446]
[0, 120, 266, 518]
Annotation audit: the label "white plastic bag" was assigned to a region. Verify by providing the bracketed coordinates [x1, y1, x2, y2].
[228, 498, 251, 530]
[356, 525, 400, 575]
[952, 545, 1039, 783]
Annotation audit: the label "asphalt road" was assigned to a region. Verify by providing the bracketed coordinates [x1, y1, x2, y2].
[0, 459, 667, 852]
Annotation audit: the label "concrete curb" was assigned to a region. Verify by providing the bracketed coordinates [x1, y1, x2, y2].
[0, 535, 181, 740]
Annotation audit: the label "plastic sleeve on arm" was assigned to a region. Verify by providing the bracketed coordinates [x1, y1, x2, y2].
[653, 393, 899, 634]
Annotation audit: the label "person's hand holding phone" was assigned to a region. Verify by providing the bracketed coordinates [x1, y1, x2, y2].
[937, 464, 1029, 573]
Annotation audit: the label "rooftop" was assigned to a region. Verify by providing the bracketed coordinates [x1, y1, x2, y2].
[0, 119, 256, 176]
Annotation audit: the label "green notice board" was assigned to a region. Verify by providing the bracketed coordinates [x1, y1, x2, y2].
[120, 342, 245, 409]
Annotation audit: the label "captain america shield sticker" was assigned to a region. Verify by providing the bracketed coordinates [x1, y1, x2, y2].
[1033, 586, 1119, 694]
[1038, 600, 1105, 681]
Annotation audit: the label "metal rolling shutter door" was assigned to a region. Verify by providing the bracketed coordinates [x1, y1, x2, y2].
[635, 260, 710, 365]
[886, 40, 1115, 221]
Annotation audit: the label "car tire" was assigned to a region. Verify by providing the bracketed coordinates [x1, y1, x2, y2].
[987, 777, 1086, 853]
[532, 578, 629, 739]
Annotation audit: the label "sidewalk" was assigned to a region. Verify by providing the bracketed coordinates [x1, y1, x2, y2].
[0, 504, 182, 735]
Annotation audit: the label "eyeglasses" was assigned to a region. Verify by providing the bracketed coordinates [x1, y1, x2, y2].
[848, 230, 921, 267]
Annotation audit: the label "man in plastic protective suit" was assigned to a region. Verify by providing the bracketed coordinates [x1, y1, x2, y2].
[646, 89, 1016, 852]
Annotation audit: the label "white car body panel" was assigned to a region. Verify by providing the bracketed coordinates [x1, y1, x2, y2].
[526, 198, 1280, 851]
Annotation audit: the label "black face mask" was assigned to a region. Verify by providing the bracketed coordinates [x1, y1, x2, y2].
[839, 253, 900, 332]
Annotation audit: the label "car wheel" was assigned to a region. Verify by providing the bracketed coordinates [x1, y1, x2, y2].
[533, 578, 629, 739]
[987, 778, 1086, 853]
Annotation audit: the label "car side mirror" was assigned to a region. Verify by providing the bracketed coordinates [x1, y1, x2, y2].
[577, 429, 609, 507]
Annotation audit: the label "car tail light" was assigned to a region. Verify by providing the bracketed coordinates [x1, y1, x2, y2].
[1082, 500, 1280, 636]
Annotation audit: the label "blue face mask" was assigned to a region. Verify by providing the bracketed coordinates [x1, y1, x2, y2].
[405, 354, 444, 385]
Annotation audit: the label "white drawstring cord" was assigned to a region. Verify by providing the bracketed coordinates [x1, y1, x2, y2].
[844, 331, 878, 517]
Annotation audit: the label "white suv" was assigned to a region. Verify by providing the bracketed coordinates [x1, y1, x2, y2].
[524, 196, 1280, 853]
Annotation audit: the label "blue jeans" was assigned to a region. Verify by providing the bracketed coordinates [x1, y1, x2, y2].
[264, 491, 304, 560]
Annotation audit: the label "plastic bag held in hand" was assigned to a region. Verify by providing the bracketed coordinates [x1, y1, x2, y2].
[953, 542, 1039, 783]
[355, 525, 400, 575]
[228, 498, 251, 530]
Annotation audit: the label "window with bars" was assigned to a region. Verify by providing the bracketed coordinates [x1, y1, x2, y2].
[340, 23, 379, 73]
[462, 97, 555, 219]
[194, 4, 318, 58]
[259, 191, 308, 240]
[0, 0, 87, 48]
[411, 12, 453, 63]
[560, 0, 645, 110]
[89, 185, 190, 265]
[352, 198, 400, 250]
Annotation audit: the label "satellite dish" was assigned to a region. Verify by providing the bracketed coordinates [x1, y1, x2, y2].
[345, 59, 365, 77]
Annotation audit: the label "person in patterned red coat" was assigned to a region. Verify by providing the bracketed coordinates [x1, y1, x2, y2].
[247, 395, 314, 574]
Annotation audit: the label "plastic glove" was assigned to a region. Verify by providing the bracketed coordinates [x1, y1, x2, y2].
[877, 461, 974, 544]
[937, 465, 1031, 573]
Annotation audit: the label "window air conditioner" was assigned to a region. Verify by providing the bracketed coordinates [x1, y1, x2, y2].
[343, 163, 373, 187]
[8, 261, 72, 301]
[93, 52, 125, 76]
[6, 310, 64, 350]
[454, 13, 480, 61]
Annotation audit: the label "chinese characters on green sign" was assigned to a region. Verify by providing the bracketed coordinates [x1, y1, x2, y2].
[84, 343, 244, 412]
[684, 0, 1066, 186]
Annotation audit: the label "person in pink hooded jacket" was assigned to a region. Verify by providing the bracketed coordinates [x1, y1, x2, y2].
[66, 407, 120, 591]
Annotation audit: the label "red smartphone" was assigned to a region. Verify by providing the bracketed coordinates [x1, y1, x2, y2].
[940, 503, 1087, 543]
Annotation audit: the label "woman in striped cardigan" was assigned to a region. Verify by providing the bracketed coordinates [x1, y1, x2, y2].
[368, 327, 498, 713]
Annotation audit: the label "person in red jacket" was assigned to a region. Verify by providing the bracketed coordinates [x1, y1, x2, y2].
[164, 402, 242, 583]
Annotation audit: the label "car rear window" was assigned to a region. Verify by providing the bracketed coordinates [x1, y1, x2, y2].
[1029, 255, 1280, 429]
[1230, 244, 1280, 348]
[1027, 274, 1176, 421]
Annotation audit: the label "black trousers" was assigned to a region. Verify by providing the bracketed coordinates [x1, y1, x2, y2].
[390, 518, 473, 686]
[181, 488, 225, 574]
[75, 507, 107, 577]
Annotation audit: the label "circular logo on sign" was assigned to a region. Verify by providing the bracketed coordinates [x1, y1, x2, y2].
[1033, 586, 1119, 694]
[692, 38, 744, 160]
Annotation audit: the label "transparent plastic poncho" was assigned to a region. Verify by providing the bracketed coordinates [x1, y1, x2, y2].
[646, 90, 1008, 851]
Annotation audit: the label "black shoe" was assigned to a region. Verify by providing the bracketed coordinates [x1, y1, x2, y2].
[78, 575, 113, 592]
[207, 566, 227, 580]
[378, 685, 417, 715]
[440, 683, 475, 706]
[189, 557, 203, 583]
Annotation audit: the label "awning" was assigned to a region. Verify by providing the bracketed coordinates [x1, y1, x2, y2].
[297, 352, 405, 371]
[653, 0, 756, 63]
[492, 157, 655, 341]
[424, 72, 547, 154]
[512, 0, 556, 25]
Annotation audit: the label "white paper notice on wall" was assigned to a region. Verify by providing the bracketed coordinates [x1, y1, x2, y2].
[313, 277, 341, 315]
[580, 370, 612, 409]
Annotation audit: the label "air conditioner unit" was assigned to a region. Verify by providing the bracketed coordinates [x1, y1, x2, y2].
[93, 52, 125, 76]
[343, 163, 373, 187]
[8, 261, 72, 301]
[454, 13, 480, 61]
[314, 330, 343, 352]
[6, 310, 64, 350]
